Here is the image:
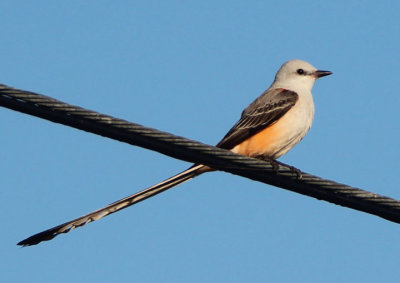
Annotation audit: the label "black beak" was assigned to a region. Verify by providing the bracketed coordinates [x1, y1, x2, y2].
[314, 70, 332, 78]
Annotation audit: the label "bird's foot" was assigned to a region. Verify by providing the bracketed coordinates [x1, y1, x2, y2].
[255, 155, 280, 173]
[255, 155, 303, 179]
[283, 163, 303, 180]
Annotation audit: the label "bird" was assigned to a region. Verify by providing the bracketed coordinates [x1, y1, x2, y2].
[18, 59, 332, 246]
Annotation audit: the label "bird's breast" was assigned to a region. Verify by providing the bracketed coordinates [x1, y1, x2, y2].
[232, 93, 314, 159]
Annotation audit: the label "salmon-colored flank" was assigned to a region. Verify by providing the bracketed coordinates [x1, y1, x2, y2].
[232, 119, 285, 158]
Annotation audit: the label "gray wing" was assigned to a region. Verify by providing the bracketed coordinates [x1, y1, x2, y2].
[216, 88, 298, 150]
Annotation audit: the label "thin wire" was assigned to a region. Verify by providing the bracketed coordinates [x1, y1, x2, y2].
[1, 83, 400, 225]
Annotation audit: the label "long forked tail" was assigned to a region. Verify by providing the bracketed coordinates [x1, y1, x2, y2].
[18, 164, 209, 246]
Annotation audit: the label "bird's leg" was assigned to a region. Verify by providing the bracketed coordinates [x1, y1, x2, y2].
[276, 160, 303, 180]
[255, 155, 303, 179]
[254, 155, 280, 173]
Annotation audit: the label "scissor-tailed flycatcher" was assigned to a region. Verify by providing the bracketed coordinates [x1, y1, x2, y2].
[18, 59, 331, 246]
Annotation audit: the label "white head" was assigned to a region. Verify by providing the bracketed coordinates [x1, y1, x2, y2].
[271, 59, 331, 91]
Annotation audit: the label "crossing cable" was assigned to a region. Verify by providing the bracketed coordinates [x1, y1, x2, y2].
[1, 83, 400, 228]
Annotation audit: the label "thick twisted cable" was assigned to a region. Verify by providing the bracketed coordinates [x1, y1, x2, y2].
[1, 84, 400, 224]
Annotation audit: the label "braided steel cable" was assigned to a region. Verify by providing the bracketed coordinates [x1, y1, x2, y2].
[1, 83, 400, 229]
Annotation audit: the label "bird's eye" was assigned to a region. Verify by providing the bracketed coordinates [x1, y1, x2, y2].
[297, 69, 305, 75]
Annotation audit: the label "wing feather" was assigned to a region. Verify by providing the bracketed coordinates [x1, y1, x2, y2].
[216, 88, 298, 150]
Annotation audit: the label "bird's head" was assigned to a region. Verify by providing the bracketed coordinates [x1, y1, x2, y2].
[272, 59, 332, 92]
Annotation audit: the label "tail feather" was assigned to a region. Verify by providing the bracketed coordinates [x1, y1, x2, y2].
[18, 164, 208, 246]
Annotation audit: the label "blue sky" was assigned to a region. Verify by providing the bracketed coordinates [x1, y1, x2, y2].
[1, 1, 400, 282]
